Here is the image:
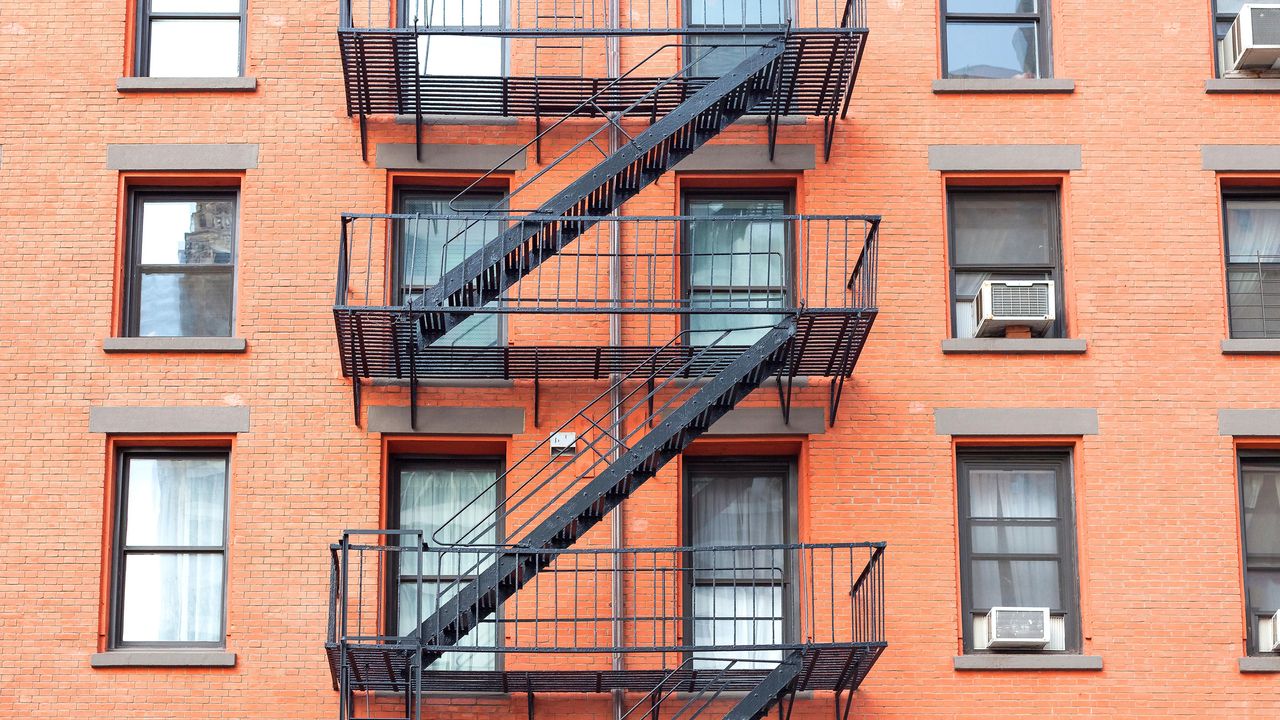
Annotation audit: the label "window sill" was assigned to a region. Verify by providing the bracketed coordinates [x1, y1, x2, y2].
[942, 338, 1086, 354]
[1222, 339, 1280, 355]
[103, 337, 247, 353]
[90, 650, 236, 668]
[1205, 78, 1280, 94]
[933, 78, 1076, 94]
[954, 654, 1102, 671]
[117, 77, 257, 92]
[1239, 656, 1280, 673]
[372, 378, 515, 388]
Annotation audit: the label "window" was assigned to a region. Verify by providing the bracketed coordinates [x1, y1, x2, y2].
[124, 190, 238, 338]
[402, 0, 504, 77]
[685, 0, 791, 77]
[1240, 456, 1280, 655]
[112, 450, 228, 647]
[395, 189, 504, 347]
[685, 459, 796, 668]
[136, 1, 245, 78]
[947, 188, 1064, 339]
[683, 192, 793, 346]
[389, 458, 500, 671]
[1223, 193, 1280, 339]
[957, 451, 1079, 653]
[941, 1, 1052, 80]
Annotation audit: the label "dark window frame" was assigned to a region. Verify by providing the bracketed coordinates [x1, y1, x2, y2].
[956, 449, 1080, 654]
[680, 189, 797, 344]
[122, 188, 239, 338]
[681, 457, 800, 659]
[946, 186, 1066, 339]
[1212, 1, 1244, 77]
[1222, 189, 1280, 340]
[940, 0, 1054, 80]
[110, 448, 230, 649]
[386, 455, 505, 670]
[1238, 452, 1280, 656]
[135, 0, 248, 77]
[391, 186, 507, 346]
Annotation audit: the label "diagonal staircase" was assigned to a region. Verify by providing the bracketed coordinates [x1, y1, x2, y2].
[409, 39, 787, 342]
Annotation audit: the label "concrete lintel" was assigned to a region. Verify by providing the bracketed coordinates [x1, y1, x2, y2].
[1219, 409, 1280, 436]
[367, 406, 525, 435]
[935, 408, 1098, 436]
[375, 143, 526, 171]
[705, 407, 825, 436]
[394, 114, 520, 126]
[1202, 145, 1280, 172]
[107, 143, 258, 171]
[674, 144, 815, 172]
[929, 144, 1082, 172]
[89, 406, 250, 434]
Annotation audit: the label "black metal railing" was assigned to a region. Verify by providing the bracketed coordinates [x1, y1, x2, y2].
[339, 0, 868, 34]
[336, 213, 879, 317]
[1228, 254, 1280, 339]
[328, 532, 886, 661]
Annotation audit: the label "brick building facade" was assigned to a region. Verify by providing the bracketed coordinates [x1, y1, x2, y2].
[2, 1, 1280, 718]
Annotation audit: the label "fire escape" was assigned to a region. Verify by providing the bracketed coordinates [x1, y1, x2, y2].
[329, 2, 885, 719]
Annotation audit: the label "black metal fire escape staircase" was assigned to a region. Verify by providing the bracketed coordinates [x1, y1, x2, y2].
[395, 38, 807, 720]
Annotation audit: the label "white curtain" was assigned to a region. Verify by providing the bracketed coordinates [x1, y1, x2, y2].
[1243, 466, 1280, 612]
[409, 0, 503, 77]
[120, 456, 225, 643]
[968, 469, 1062, 609]
[1227, 201, 1280, 261]
[689, 469, 787, 669]
[397, 463, 499, 670]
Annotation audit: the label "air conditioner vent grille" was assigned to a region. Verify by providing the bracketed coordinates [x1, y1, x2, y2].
[1253, 6, 1280, 45]
[989, 284, 1052, 318]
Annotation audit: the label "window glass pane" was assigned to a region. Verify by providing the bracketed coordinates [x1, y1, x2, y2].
[419, 36, 504, 76]
[689, 0, 789, 27]
[947, 0, 1036, 12]
[689, 218, 788, 288]
[152, 0, 242, 12]
[1248, 570, 1280, 612]
[140, 200, 235, 266]
[149, 19, 240, 77]
[1225, 199, 1280, 262]
[125, 457, 226, 546]
[399, 463, 498, 576]
[689, 292, 787, 346]
[971, 559, 1061, 608]
[690, 469, 786, 580]
[408, 0, 502, 26]
[120, 553, 224, 642]
[398, 581, 497, 669]
[138, 271, 233, 337]
[692, 585, 783, 669]
[971, 524, 1058, 554]
[951, 193, 1054, 266]
[1217, 1, 1249, 15]
[1227, 267, 1280, 339]
[1243, 466, 1280, 557]
[945, 22, 1039, 79]
[968, 469, 1058, 518]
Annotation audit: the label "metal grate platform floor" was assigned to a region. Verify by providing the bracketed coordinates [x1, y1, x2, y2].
[334, 310, 875, 380]
[338, 30, 866, 119]
[325, 643, 886, 695]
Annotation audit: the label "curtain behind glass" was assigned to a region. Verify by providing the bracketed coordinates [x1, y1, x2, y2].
[967, 468, 1063, 610]
[398, 193, 503, 346]
[689, 466, 788, 669]
[1243, 464, 1280, 613]
[396, 462, 499, 671]
[120, 456, 226, 643]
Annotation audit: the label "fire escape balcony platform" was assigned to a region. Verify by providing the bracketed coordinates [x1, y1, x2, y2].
[323, 642, 884, 695]
[338, 30, 867, 119]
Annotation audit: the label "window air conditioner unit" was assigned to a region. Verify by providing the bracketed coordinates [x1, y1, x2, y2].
[1264, 609, 1280, 653]
[974, 280, 1056, 338]
[985, 607, 1051, 649]
[1221, 4, 1280, 72]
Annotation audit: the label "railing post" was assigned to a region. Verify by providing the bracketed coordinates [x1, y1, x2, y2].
[337, 217, 350, 306]
[338, 0, 352, 30]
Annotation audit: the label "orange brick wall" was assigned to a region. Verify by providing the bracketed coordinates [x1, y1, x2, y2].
[2, 0, 1279, 717]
